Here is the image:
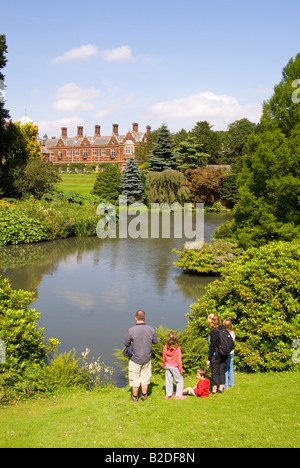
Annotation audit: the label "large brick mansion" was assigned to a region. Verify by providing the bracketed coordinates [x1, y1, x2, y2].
[40, 122, 151, 171]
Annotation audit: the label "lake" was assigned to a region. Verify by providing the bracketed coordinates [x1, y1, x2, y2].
[0, 212, 231, 386]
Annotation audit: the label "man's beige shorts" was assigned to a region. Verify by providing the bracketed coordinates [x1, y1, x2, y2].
[128, 359, 152, 387]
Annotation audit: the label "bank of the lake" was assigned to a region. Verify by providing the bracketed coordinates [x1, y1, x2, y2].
[0, 371, 299, 448]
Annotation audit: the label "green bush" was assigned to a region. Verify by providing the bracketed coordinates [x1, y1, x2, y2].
[37, 351, 92, 393]
[173, 240, 242, 274]
[0, 208, 47, 245]
[0, 197, 99, 245]
[0, 276, 59, 372]
[188, 240, 300, 372]
[152, 326, 209, 376]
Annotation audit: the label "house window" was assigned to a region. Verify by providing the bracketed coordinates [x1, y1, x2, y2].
[111, 149, 116, 159]
[102, 149, 106, 156]
[124, 140, 135, 154]
[83, 150, 88, 159]
[125, 145, 134, 154]
[75, 150, 79, 156]
[93, 149, 97, 156]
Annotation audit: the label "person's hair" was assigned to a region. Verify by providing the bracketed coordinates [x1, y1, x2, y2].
[197, 368, 207, 378]
[207, 313, 221, 328]
[135, 310, 146, 321]
[166, 332, 179, 351]
[223, 319, 234, 332]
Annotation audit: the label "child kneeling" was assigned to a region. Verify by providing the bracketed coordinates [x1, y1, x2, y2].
[183, 368, 210, 398]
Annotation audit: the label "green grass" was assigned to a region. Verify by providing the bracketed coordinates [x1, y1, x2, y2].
[0, 372, 299, 448]
[57, 174, 97, 196]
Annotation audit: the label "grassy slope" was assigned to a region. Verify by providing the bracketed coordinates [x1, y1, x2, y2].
[0, 372, 299, 448]
[57, 174, 97, 196]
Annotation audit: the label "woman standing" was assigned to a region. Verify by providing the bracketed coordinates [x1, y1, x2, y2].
[206, 314, 227, 394]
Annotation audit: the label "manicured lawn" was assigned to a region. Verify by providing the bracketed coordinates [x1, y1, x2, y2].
[0, 372, 299, 448]
[57, 174, 97, 196]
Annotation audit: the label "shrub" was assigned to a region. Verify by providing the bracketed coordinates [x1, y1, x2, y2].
[0, 276, 59, 372]
[145, 170, 190, 205]
[152, 326, 209, 377]
[37, 351, 92, 393]
[0, 208, 47, 245]
[188, 240, 300, 372]
[173, 240, 242, 274]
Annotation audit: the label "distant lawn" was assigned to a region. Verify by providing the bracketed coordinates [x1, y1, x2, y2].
[0, 372, 299, 448]
[57, 174, 97, 196]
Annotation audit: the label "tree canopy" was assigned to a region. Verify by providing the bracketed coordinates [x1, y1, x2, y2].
[147, 124, 178, 172]
[229, 53, 300, 248]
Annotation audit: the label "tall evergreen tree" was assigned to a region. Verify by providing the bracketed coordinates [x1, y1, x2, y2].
[230, 53, 300, 248]
[121, 157, 144, 204]
[147, 124, 177, 172]
[176, 134, 209, 171]
[93, 164, 121, 203]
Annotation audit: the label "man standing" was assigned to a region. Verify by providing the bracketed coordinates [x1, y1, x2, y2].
[124, 310, 159, 402]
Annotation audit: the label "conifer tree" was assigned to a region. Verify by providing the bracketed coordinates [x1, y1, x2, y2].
[176, 134, 209, 171]
[147, 124, 177, 172]
[121, 157, 144, 204]
[230, 53, 300, 248]
[93, 164, 121, 203]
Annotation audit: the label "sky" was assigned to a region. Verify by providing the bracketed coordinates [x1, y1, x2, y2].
[1, 0, 300, 138]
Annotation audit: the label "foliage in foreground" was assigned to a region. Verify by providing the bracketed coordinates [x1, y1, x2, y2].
[0, 276, 59, 371]
[0, 349, 115, 403]
[188, 240, 300, 372]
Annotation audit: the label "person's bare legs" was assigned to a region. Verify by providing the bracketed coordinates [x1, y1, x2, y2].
[132, 384, 148, 398]
[183, 387, 196, 396]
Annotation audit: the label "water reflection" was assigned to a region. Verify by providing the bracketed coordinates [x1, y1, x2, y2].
[0, 213, 231, 386]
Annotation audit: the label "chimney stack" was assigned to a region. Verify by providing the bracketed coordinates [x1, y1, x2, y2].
[132, 122, 138, 133]
[146, 125, 151, 135]
[77, 126, 83, 138]
[94, 125, 101, 137]
[61, 127, 67, 138]
[113, 123, 119, 136]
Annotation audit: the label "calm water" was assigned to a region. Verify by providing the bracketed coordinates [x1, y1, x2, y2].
[0, 212, 230, 386]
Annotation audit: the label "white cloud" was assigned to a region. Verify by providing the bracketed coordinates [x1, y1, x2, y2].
[100, 45, 133, 63]
[52, 83, 100, 114]
[53, 44, 99, 63]
[147, 92, 262, 130]
[95, 104, 121, 119]
[36, 117, 85, 137]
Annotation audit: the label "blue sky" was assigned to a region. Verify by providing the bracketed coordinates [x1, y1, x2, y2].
[2, 0, 300, 137]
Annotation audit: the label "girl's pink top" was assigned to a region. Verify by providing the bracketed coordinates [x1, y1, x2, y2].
[163, 345, 183, 373]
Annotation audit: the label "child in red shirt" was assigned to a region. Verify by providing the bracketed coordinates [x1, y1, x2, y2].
[183, 368, 210, 398]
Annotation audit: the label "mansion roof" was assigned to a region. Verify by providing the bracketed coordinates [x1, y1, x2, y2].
[41, 123, 151, 149]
